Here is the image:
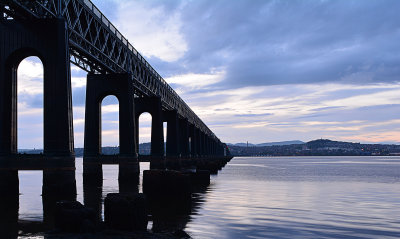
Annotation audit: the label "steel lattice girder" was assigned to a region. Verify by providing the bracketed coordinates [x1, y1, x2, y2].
[2, 0, 221, 143]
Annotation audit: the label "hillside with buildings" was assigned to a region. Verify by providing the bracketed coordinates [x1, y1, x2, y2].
[228, 139, 400, 156]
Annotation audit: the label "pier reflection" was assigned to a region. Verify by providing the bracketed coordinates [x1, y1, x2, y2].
[150, 184, 210, 233]
[0, 159, 212, 237]
[0, 167, 77, 238]
[0, 170, 19, 238]
[82, 160, 140, 220]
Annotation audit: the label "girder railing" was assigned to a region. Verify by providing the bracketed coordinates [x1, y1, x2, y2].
[2, 0, 220, 143]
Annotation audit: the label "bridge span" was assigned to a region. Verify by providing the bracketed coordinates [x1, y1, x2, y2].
[0, 0, 231, 207]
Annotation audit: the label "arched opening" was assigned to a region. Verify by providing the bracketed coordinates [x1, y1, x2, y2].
[189, 136, 192, 154]
[163, 122, 167, 156]
[101, 95, 119, 155]
[17, 56, 43, 153]
[16, 56, 44, 222]
[100, 95, 120, 216]
[138, 112, 152, 155]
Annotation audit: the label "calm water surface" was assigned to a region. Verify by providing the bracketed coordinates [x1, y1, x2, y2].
[17, 156, 400, 238]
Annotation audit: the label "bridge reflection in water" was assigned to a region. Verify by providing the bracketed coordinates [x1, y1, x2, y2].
[0, 159, 218, 237]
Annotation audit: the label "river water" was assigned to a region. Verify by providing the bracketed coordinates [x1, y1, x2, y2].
[15, 156, 400, 238]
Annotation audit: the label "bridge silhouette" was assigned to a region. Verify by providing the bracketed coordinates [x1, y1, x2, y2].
[0, 0, 231, 233]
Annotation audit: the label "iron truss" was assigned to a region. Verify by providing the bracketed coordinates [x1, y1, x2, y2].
[2, 0, 220, 143]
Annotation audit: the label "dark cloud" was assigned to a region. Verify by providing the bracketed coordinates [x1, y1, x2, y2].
[148, 0, 400, 88]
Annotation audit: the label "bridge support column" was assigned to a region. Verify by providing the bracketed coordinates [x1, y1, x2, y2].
[206, 136, 211, 156]
[84, 73, 139, 187]
[164, 110, 180, 157]
[200, 132, 207, 157]
[1, 19, 76, 202]
[163, 110, 181, 169]
[135, 97, 164, 169]
[0, 170, 18, 237]
[179, 118, 189, 157]
[196, 130, 202, 157]
[189, 124, 198, 157]
[84, 73, 137, 158]
[0, 19, 74, 157]
[83, 163, 103, 220]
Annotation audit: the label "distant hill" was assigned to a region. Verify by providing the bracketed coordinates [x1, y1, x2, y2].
[228, 139, 400, 156]
[17, 139, 400, 157]
[229, 140, 304, 147]
[256, 140, 304, 146]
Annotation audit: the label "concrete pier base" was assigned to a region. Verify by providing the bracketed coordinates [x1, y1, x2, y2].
[0, 170, 18, 238]
[143, 170, 192, 232]
[165, 157, 182, 170]
[42, 171, 76, 199]
[143, 170, 191, 198]
[83, 163, 103, 221]
[0, 169, 19, 196]
[118, 161, 140, 193]
[42, 167, 77, 229]
[149, 157, 166, 170]
[143, 170, 191, 214]
[104, 193, 148, 231]
[189, 170, 210, 187]
[83, 162, 103, 184]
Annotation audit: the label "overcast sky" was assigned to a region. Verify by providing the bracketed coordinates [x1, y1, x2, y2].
[17, 0, 400, 148]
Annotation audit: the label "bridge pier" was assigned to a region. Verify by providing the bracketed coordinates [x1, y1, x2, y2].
[84, 73, 137, 159]
[134, 97, 165, 169]
[0, 171, 18, 237]
[84, 73, 139, 192]
[83, 163, 103, 220]
[195, 128, 202, 158]
[0, 18, 74, 157]
[163, 110, 181, 169]
[0, 18, 76, 203]
[189, 124, 198, 157]
[179, 118, 190, 158]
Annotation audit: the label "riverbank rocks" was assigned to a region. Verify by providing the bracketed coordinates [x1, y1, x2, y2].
[54, 201, 97, 233]
[104, 193, 148, 231]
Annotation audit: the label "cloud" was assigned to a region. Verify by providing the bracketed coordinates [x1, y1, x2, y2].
[113, 1, 187, 62]
[144, 0, 400, 88]
[178, 82, 400, 143]
[17, 58, 43, 95]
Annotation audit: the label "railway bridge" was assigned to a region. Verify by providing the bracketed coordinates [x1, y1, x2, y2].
[0, 0, 231, 201]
